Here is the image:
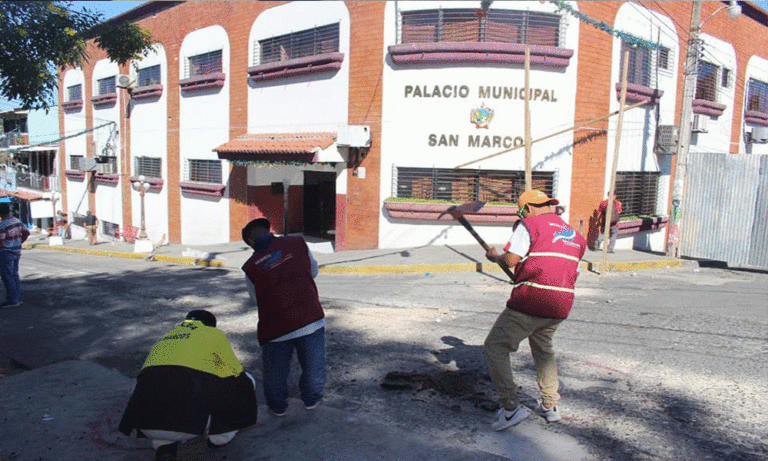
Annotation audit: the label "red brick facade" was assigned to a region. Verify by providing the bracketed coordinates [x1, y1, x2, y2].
[58, 1, 767, 250]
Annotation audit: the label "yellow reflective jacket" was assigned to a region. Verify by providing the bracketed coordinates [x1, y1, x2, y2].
[141, 320, 244, 378]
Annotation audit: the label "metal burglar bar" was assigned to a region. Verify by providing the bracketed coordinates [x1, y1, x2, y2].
[614, 171, 660, 216]
[138, 65, 161, 86]
[696, 61, 719, 102]
[134, 156, 162, 178]
[257, 23, 340, 65]
[185, 159, 222, 184]
[67, 84, 82, 101]
[398, 8, 563, 47]
[69, 155, 82, 170]
[186, 50, 223, 78]
[747, 78, 768, 112]
[393, 166, 556, 203]
[98, 76, 116, 95]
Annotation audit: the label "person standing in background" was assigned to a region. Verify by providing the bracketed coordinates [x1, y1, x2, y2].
[85, 211, 98, 245]
[0, 203, 30, 308]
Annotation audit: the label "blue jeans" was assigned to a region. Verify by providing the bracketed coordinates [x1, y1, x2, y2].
[0, 251, 22, 304]
[261, 327, 326, 413]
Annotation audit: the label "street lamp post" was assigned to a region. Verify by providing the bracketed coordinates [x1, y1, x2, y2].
[132, 175, 152, 252]
[667, 0, 741, 257]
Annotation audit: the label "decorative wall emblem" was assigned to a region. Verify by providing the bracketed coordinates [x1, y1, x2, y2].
[470, 103, 494, 129]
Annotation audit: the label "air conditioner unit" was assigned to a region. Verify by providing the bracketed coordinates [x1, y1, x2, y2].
[655, 125, 679, 153]
[337, 125, 372, 148]
[78, 157, 97, 171]
[749, 126, 768, 144]
[691, 114, 709, 133]
[117, 74, 136, 89]
[95, 162, 116, 174]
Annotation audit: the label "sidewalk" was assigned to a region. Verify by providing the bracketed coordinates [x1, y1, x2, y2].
[23, 231, 690, 273]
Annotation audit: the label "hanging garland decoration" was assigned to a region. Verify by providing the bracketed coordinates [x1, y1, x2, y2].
[550, 0, 659, 50]
[227, 159, 319, 168]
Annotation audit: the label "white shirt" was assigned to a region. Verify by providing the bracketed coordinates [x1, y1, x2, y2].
[504, 223, 531, 257]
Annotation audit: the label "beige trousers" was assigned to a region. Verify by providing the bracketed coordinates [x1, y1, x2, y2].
[484, 307, 563, 410]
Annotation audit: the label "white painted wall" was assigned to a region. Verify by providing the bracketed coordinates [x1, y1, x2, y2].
[742, 55, 768, 155]
[245, 1, 351, 228]
[179, 25, 230, 245]
[91, 59, 123, 232]
[63, 69, 89, 219]
[689, 33, 737, 154]
[247, 1, 350, 134]
[130, 44, 170, 243]
[609, 4, 679, 252]
[379, 1, 580, 249]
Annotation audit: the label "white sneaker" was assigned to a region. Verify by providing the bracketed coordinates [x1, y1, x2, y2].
[491, 405, 530, 431]
[534, 402, 561, 422]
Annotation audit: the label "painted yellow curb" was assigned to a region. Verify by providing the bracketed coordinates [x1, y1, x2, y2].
[24, 243, 225, 267]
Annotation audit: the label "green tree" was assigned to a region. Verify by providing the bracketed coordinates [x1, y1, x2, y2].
[0, 1, 155, 111]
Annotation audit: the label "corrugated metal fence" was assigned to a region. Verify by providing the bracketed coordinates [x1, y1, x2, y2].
[682, 153, 768, 268]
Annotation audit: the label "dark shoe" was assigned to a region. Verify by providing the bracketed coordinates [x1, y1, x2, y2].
[155, 441, 179, 461]
[0, 301, 22, 309]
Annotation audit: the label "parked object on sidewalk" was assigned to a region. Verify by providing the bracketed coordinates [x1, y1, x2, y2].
[118, 310, 258, 459]
[483, 189, 586, 429]
[0, 202, 29, 308]
[242, 217, 326, 416]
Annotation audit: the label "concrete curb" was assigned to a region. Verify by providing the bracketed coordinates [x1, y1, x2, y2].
[24, 243, 686, 273]
[23, 243, 226, 267]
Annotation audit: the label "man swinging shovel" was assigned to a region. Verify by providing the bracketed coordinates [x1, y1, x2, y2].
[438, 201, 515, 281]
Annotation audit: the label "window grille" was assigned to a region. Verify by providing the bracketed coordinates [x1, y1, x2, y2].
[98, 76, 116, 95]
[393, 166, 556, 204]
[747, 78, 768, 113]
[69, 155, 83, 170]
[721, 68, 731, 89]
[102, 220, 119, 237]
[71, 212, 87, 227]
[67, 84, 82, 101]
[256, 23, 340, 65]
[621, 40, 652, 87]
[134, 156, 162, 178]
[398, 9, 562, 47]
[614, 171, 660, 217]
[656, 46, 670, 71]
[185, 159, 222, 184]
[695, 61, 719, 102]
[186, 50, 223, 78]
[138, 65, 161, 86]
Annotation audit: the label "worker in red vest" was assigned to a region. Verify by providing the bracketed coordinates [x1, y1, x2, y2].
[597, 197, 623, 253]
[484, 189, 587, 431]
[241, 218, 325, 417]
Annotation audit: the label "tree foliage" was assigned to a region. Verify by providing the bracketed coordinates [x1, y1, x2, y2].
[0, 1, 155, 111]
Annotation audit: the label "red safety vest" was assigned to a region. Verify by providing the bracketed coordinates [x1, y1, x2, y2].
[242, 236, 324, 345]
[506, 214, 587, 319]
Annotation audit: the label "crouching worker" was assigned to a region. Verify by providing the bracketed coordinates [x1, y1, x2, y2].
[118, 310, 258, 461]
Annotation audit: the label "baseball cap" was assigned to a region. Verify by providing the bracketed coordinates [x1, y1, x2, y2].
[518, 189, 559, 209]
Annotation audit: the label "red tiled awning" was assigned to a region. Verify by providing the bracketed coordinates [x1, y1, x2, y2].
[214, 132, 337, 163]
[0, 189, 43, 201]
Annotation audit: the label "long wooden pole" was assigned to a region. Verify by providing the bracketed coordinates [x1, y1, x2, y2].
[524, 46, 532, 190]
[601, 49, 630, 272]
[454, 99, 649, 169]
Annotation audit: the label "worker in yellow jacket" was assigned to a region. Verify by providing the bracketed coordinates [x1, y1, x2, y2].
[119, 310, 257, 461]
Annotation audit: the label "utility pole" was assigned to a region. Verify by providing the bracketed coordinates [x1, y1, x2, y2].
[667, 0, 701, 258]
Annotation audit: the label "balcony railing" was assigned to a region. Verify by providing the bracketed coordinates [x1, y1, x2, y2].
[1, 170, 59, 192]
[0, 132, 29, 148]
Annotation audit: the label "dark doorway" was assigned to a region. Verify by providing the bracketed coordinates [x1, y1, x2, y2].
[303, 171, 336, 239]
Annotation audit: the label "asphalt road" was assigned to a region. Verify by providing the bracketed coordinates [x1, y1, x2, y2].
[3, 249, 767, 460]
